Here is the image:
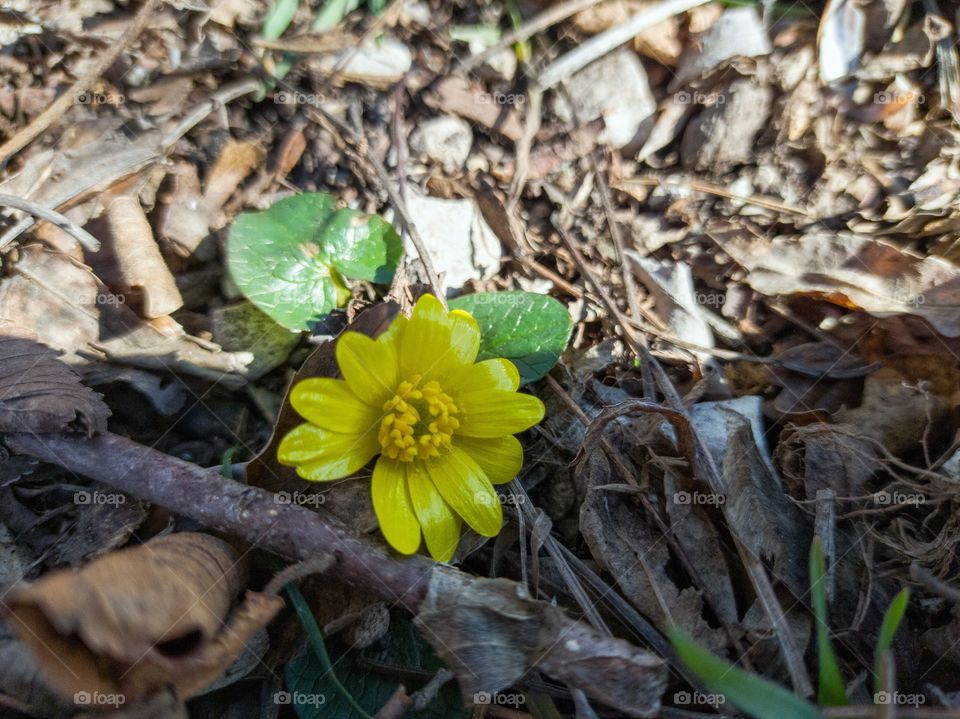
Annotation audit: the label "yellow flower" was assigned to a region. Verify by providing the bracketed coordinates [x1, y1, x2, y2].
[277, 294, 545, 561]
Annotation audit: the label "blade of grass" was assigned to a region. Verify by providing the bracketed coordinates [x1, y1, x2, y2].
[810, 537, 847, 706]
[262, 0, 300, 41]
[285, 582, 374, 719]
[874, 588, 909, 686]
[669, 628, 824, 719]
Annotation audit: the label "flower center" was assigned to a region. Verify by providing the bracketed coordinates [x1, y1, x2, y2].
[378, 374, 460, 463]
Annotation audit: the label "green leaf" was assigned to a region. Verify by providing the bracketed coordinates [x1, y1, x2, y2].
[227, 193, 402, 331]
[874, 588, 909, 687]
[286, 615, 468, 719]
[669, 629, 824, 719]
[809, 538, 847, 706]
[262, 0, 300, 41]
[448, 291, 570, 384]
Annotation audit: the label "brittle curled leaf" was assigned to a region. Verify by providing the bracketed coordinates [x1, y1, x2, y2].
[3, 532, 284, 703]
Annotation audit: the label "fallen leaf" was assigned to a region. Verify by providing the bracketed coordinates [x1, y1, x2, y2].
[0, 335, 109, 436]
[4, 532, 284, 703]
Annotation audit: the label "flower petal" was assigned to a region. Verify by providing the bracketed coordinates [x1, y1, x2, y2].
[447, 358, 519, 392]
[277, 423, 379, 481]
[399, 295, 480, 380]
[454, 435, 523, 484]
[407, 461, 461, 561]
[457, 390, 545, 438]
[336, 331, 398, 406]
[426, 447, 502, 536]
[372, 458, 421, 555]
[290, 377, 381, 432]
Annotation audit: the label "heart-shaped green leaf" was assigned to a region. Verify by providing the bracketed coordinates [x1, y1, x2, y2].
[448, 291, 571, 384]
[227, 193, 402, 331]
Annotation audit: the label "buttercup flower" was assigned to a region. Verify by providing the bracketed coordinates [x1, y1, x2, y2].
[277, 294, 545, 561]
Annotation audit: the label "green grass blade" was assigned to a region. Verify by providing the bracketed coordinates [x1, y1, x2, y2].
[874, 588, 909, 686]
[809, 537, 847, 706]
[284, 582, 374, 718]
[262, 0, 300, 41]
[669, 628, 824, 719]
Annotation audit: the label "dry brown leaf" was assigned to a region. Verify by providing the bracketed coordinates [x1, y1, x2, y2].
[579, 450, 727, 653]
[203, 139, 264, 228]
[415, 566, 667, 717]
[719, 231, 960, 337]
[104, 187, 183, 319]
[0, 335, 108, 436]
[425, 77, 524, 141]
[4, 532, 283, 704]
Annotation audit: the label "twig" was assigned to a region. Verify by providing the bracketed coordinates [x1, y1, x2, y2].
[0, 194, 101, 251]
[535, 0, 710, 90]
[0, 0, 161, 165]
[409, 669, 454, 711]
[305, 105, 446, 305]
[3, 430, 666, 710]
[910, 562, 960, 603]
[458, 0, 603, 73]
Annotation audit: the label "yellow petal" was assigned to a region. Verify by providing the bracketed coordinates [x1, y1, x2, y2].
[372, 457, 421, 555]
[426, 447, 502, 536]
[407, 461, 461, 561]
[458, 390, 545, 438]
[447, 358, 519, 392]
[399, 295, 480, 380]
[454, 435, 523, 484]
[277, 423, 379, 481]
[290, 377, 381, 433]
[336, 331, 398, 406]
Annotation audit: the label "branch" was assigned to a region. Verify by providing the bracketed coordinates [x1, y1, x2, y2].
[4, 430, 667, 715]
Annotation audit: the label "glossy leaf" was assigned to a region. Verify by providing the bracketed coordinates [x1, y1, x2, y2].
[228, 193, 402, 331]
[448, 291, 570, 384]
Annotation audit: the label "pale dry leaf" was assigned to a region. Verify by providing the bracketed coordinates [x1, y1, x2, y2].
[4, 532, 284, 703]
[719, 231, 960, 337]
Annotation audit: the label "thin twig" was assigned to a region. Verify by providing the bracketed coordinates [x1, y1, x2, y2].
[0, 0, 162, 165]
[535, 0, 710, 90]
[458, 0, 603, 73]
[0, 194, 101, 251]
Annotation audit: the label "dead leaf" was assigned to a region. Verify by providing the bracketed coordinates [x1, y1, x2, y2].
[0, 335, 109, 436]
[4, 532, 283, 703]
[415, 566, 667, 717]
[718, 231, 960, 337]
